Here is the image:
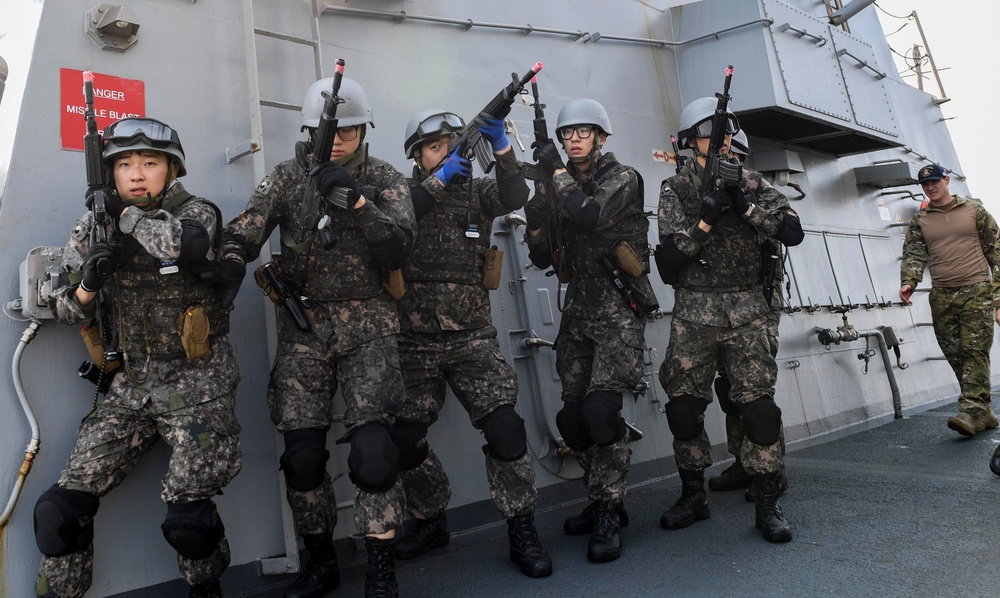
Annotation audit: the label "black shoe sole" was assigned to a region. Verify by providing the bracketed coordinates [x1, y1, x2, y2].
[395, 535, 450, 560]
[659, 505, 710, 529]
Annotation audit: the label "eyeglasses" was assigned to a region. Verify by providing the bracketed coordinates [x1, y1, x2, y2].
[103, 118, 179, 148]
[336, 126, 361, 142]
[691, 116, 739, 139]
[558, 125, 594, 140]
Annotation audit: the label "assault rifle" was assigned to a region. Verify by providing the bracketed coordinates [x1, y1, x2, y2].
[81, 70, 120, 375]
[443, 62, 543, 175]
[301, 59, 347, 249]
[699, 65, 742, 198]
[670, 134, 687, 175]
[525, 76, 568, 286]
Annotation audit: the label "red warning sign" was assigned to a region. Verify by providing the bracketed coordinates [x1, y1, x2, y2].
[60, 68, 145, 151]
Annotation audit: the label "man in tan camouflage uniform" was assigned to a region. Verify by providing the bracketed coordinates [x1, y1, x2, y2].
[219, 78, 414, 598]
[391, 109, 552, 577]
[900, 163, 1000, 439]
[657, 97, 802, 544]
[34, 118, 241, 598]
[707, 130, 789, 503]
[524, 99, 656, 563]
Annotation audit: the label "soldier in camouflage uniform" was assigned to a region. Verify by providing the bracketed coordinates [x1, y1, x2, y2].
[390, 109, 552, 577]
[656, 97, 803, 543]
[524, 99, 656, 563]
[900, 163, 1000, 440]
[219, 78, 413, 598]
[707, 130, 790, 502]
[34, 118, 241, 598]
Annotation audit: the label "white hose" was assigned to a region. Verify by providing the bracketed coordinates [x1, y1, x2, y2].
[1, 320, 42, 527]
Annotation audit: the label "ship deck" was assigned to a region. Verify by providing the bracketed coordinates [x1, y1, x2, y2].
[123, 399, 1000, 597]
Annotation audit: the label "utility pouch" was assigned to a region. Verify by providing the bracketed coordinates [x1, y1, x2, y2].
[613, 240, 646, 278]
[254, 263, 282, 305]
[385, 268, 406, 300]
[482, 246, 504, 290]
[79, 324, 120, 372]
[178, 304, 211, 360]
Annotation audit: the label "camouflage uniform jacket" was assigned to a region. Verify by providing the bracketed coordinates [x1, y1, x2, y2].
[658, 163, 793, 328]
[401, 150, 527, 333]
[901, 195, 1000, 306]
[221, 142, 415, 353]
[51, 182, 240, 413]
[525, 151, 650, 325]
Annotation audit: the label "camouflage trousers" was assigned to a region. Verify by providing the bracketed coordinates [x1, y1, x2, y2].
[396, 329, 536, 519]
[267, 333, 407, 537]
[929, 282, 995, 416]
[556, 314, 645, 501]
[37, 394, 241, 596]
[660, 316, 783, 475]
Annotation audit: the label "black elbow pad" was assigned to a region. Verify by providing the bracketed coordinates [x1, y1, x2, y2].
[775, 214, 804, 247]
[369, 228, 407, 270]
[179, 220, 212, 264]
[410, 185, 435, 220]
[660, 236, 693, 270]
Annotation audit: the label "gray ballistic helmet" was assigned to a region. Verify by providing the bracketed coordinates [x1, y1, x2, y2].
[730, 129, 750, 157]
[102, 117, 187, 177]
[555, 98, 613, 136]
[301, 76, 374, 130]
[403, 109, 465, 159]
[676, 96, 739, 150]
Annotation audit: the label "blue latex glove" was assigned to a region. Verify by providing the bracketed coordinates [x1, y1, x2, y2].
[476, 114, 510, 152]
[435, 153, 472, 185]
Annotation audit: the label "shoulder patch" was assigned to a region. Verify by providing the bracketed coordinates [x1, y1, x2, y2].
[256, 176, 274, 196]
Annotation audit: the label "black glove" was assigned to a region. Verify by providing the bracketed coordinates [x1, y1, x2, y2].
[724, 181, 751, 216]
[531, 139, 564, 175]
[197, 259, 246, 309]
[700, 191, 731, 226]
[524, 196, 553, 230]
[310, 162, 356, 196]
[86, 186, 126, 228]
[80, 242, 117, 292]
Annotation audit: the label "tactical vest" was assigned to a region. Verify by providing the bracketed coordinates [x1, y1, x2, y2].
[406, 178, 491, 286]
[564, 160, 649, 277]
[280, 166, 385, 301]
[108, 193, 230, 360]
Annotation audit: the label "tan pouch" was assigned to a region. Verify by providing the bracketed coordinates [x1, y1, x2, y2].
[79, 324, 120, 372]
[613, 240, 646, 278]
[482, 246, 504, 290]
[385, 268, 406, 300]
[178, 304, 211, 360]
[254, 263, 282, 305]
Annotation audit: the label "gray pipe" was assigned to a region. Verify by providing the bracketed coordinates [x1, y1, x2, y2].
[829, 0, 877, 26]
[816, 325, 903, 419]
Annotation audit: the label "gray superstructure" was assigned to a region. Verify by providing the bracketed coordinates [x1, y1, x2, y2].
[0, 1, 982, 596]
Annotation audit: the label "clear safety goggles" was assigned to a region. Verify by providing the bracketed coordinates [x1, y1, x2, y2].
[691, 115, 739, 138]
[103, 118, 180, 148]
[417, 112, 465, 137]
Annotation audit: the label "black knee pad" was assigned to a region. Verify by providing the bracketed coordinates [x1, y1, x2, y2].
[556, 401, 593, 451]
[162, 499, 223, 561]
[665, 394, 707, 441]
[280, 428, 330, 492]
[480, 405, 528, 462]
[715, 376, 738, 416]
[742, 398, 782, 446]
[34, 485, 100, 557]
[348, 423, 400, 494]
[582, 390, 627, 446]
[390, 419, 429, 471]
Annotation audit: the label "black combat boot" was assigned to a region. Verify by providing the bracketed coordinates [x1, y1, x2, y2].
[395, 514, 450, 559]
[284, 533, 340, 598]
[587, 500, 623, 563]
[507, 513, 553, 577]
[754, 473, 792, 543]
[708, 460, 753, 491]
[745, 469, 788, 502]
[660, 469, 710, 529]
[563, 501, 630, 535]
[365, 537, 399, 598]
[188, 580, 222, 598]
